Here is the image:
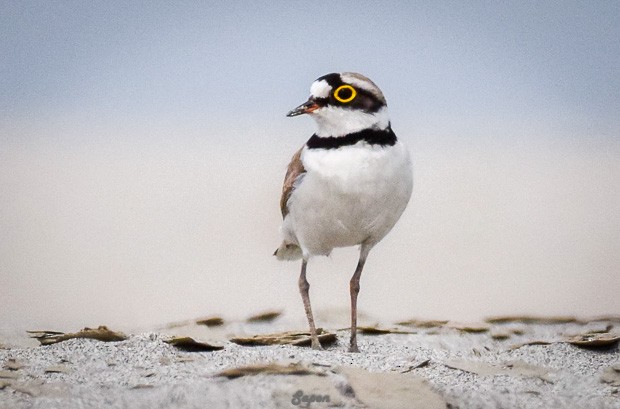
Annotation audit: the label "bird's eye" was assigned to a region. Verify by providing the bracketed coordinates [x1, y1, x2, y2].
[333, 85, 356, 103]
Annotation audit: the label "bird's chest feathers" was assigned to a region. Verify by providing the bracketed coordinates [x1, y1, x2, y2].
[301, 143, 399, 193]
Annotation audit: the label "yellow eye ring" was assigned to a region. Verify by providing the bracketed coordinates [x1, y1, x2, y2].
[333, 85, 357, 103]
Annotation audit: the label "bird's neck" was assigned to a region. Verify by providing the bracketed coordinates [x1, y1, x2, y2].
[312, 106, 390, 138]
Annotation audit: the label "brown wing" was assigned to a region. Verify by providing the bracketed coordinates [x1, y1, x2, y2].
[280, 147, 306, 218]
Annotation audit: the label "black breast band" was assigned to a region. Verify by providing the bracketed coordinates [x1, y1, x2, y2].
[306, 126, 397, 150]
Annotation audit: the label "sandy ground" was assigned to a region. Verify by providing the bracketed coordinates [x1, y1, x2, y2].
[0, 312, 619, 409]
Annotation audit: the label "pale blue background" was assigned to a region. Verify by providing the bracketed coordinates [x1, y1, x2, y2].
[3, 1, 619, 142]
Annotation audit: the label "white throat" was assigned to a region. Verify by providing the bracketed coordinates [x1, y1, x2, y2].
[312, 106, 390, 137]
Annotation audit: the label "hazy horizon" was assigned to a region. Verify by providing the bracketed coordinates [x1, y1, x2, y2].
[1, 2, 618, 331]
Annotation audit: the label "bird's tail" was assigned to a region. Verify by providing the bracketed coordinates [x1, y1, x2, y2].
[273, 242, 303, 261]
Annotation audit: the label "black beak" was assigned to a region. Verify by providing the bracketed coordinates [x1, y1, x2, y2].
[286, 98, 321, 117]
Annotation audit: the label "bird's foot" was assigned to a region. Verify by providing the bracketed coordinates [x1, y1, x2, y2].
[311, 339, 324, 350]
[348, 343, 360, 353]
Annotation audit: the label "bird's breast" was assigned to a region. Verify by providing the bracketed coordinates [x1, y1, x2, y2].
[285, 141, 412, 255]
[302, 141, 410, 186]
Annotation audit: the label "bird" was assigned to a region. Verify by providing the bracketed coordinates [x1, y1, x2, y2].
[274, 72, 413, 352]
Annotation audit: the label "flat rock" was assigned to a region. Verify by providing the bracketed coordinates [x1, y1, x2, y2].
[44, 364, 71, 374]
[600, 365, 620, 387]
[163, 336, 224, 352]
[196, 316, 225, 327]
[272, 372, 346, 407]
[442, 359, 553, 383]
[3, 358, 25, 371]
[356, 325, 415, 335]
[27, 326, 127, 346]
[396, 319, 448, 328]
[246, 310, 283, 323]
[230, 329, 336, 347]
[446, 321, 491, 333]
[486, 315, 580, 324]
[0, 369, 19, 379]
[216, 362, 326, 379]
[566, 332, 620, 348]
[338, 367, 447, 409]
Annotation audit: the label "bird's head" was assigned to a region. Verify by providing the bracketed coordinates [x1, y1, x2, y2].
[287, 72, 389, 137]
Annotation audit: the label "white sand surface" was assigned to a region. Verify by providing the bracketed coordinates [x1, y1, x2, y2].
[1, 315, 618, 409]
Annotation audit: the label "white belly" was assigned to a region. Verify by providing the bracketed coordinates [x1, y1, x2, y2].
[282, 141, 413, 257]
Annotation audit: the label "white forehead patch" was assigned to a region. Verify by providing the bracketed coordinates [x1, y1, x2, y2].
[310, 79, 332, 99]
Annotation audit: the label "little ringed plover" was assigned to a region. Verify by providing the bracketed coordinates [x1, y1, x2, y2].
[274, 72, 413, 352]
